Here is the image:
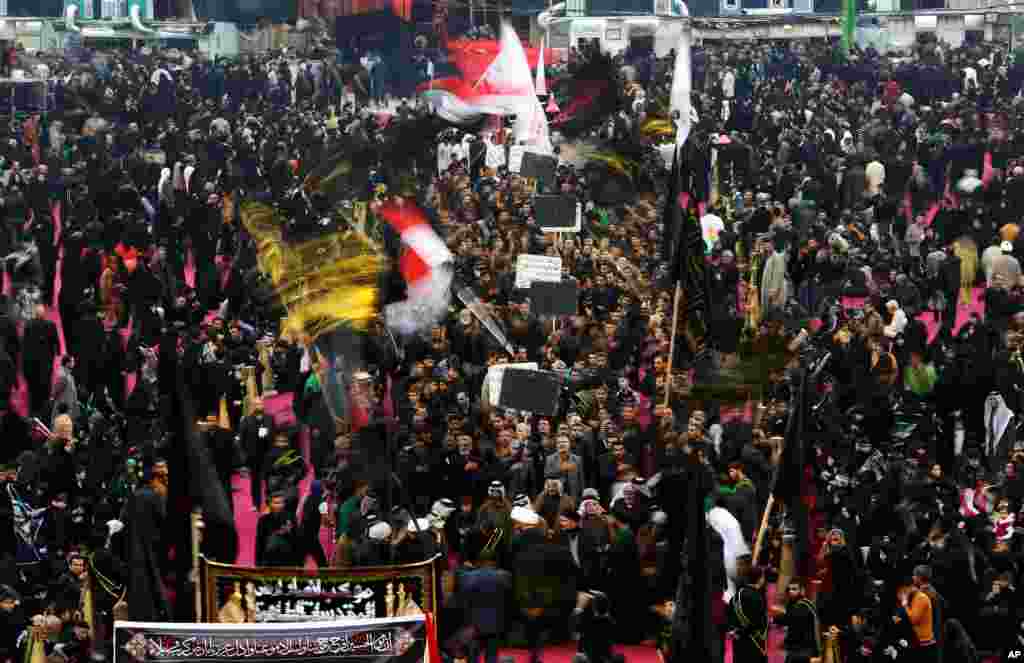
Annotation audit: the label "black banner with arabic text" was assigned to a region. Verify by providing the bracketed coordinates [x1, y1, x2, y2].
[113, 616, 429, 663]
[201, 556, 439, 625]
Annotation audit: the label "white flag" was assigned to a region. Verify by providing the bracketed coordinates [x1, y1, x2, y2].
[535, 36, 548, 97]
[670, 3, 695, 149]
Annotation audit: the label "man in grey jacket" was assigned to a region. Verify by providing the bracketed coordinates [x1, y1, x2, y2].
[544, 435, 582, 502]
[51, 355, 79, 426]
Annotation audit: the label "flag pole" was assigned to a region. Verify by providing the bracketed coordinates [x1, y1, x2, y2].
[191, 508, 204, 621]
[751, 493, 775, 566]
[663, 280, 683, 407]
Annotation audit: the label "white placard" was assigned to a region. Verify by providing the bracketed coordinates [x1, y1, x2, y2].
[483, 362, 539, 408]
[508, 145, 526, 173]
[541, 201, 582, 234]
[515, 254, 562, 289]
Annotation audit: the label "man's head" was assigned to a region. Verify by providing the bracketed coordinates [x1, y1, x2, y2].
[912, 564, 931, 588]
[68, 554, 86, 578]
[545, 476, 562, 496]
[52, 414, 73, 444]
[612, 440, 625, 462]
[269, 492, 287, 513]
[786, 578, 806, 601]
[0, 585, 19, 612]
[153, 459, 169, 484]
[557, 436, 571, 456]
[559, 509, 580, 532]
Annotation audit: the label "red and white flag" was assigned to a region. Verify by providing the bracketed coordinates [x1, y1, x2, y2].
[422, 23, 551, 153]
[378, 201, 453, 335]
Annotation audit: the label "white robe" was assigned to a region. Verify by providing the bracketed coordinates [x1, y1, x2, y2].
[707, 506, 750, 603]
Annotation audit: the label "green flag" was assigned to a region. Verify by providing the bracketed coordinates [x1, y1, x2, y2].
[841, 0, 857, 57]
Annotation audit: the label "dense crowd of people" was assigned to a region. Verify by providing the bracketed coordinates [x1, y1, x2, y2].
[1, 23, 1024, 663]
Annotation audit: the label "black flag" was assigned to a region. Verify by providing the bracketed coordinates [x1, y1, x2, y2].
[664, 149, 711, 360]
[771, 368, 811, 580]
[666, 454, 715, 663]
[661, 147, 683, 271]
[159, 330, 239, 620]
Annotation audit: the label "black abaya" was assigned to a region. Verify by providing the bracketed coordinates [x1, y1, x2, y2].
[22, 316, 59, 417]
[123, 484, 171, 622]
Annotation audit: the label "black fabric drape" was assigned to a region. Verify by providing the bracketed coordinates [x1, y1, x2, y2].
[666, 455, 715, 663]
[773, 368, 812, 580]
[158, 330, 238, 621]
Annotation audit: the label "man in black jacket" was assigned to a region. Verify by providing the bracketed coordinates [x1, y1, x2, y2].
[939, 244, 962, 334]
[255, 492, 297, 567]
[771, 579, 821, 663]
[239, 397, 275, 512]
[727, 564, 768, 663]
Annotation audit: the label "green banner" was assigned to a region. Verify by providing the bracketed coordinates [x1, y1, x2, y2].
[841, 0, 856, 57]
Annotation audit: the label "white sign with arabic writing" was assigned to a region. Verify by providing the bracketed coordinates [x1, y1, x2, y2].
[508, 145, 526, 173]
[113, 616, 427, 662]
[514, 254, 562, 290]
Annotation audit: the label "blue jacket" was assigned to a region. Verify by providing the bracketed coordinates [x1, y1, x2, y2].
[454, 567, 512, 636]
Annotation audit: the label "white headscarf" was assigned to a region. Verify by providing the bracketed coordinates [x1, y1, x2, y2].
[173, 162, 185, 192]
[884, 300, 907, 338]
[150, 68, 172, 86]
[158, 168, 173, 204]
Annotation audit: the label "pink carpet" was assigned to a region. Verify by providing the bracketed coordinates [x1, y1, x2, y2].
[841, 286, 985, 342]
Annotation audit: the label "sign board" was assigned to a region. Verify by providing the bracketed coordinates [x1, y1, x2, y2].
[498, 368, 561, 416]
[508, 145, 525, 173]
[520, 152, 557, 188]
[484, 362, 538, 408]
[113, 616, 430, 663]
[515, 254, 561, 290]
[529, 280, 578, 316]
[202, 556, 439, 624]
[535, 195, 580, 232]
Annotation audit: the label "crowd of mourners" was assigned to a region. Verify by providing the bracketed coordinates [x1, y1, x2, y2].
[3, 21, 1024, 663]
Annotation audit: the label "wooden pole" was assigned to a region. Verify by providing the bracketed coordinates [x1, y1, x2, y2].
[663, 281, 683, 407]
[243, 365, 259, 418]
[191, 509, 204, 621]
[751, 494, 775, 567]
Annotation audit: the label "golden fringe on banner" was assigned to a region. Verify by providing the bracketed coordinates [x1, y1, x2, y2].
[640, 117, 675, 140]
[585, 151, 636, 178]
[240, 201, 382, 340]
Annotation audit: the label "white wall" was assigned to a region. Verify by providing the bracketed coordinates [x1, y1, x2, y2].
[693, 13, 994, 47]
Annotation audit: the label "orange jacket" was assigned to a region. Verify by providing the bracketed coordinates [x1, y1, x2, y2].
[903, 590, 934, 646]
